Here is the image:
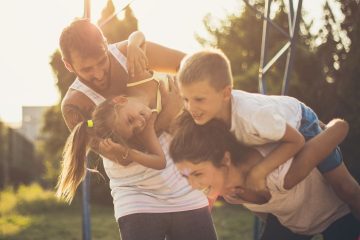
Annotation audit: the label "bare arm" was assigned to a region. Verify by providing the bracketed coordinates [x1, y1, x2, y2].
[62, 99, 132, 166]
[284, 119, 349, 189]
[117, 37, 185, 73]
[246, 124, 305, 191]
[100, 113, 166, 170]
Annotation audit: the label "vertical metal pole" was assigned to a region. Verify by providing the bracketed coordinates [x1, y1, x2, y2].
[84, 0, 91, 19]
[258, 0, 272, 94]
[82, 156, 91, 240]
[287, 0, 294, 36]
[255, 1, 272, 238]
[82, 1, 92, 239]
[281, 0, 302, 95]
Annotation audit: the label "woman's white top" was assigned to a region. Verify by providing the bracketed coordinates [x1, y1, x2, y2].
[241, 144, 350, 235]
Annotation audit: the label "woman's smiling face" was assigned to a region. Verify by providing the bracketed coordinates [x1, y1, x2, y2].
[176, 160, 228, 200]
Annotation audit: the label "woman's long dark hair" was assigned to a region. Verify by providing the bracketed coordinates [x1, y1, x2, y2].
[170, 111, 250, 167]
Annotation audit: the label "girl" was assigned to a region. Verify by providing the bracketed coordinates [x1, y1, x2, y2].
[169, 112, 359, 240]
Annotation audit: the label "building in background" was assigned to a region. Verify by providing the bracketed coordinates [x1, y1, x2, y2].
[20, 106, 49, 142]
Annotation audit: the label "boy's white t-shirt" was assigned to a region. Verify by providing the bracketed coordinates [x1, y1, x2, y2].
[238, 144, 350, 235]
[230, 90, 302, 146]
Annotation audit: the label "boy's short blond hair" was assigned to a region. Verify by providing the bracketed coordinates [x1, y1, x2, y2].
[177, 49, 233, 90]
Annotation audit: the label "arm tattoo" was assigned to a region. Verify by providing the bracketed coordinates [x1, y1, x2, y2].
[62, 104, 90, 130]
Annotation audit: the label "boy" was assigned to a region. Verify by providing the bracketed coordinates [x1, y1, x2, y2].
[177, 49, 360, 219]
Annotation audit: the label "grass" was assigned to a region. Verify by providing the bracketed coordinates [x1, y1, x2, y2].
[0, 184, 323, 240]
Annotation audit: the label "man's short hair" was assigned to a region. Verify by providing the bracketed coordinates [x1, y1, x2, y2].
[59, 18, 107, 63]
[177, 49, 233, 90]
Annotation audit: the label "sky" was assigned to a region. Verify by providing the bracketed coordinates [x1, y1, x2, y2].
[0, 0, 328, 125]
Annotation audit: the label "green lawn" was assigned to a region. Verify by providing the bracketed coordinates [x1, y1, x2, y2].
[0, 184, 322, 240]
[0, 186, 253, 240]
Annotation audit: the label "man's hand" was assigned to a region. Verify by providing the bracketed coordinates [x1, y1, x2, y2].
[245, 166, 268, 192]
[99, 138, 132, 166]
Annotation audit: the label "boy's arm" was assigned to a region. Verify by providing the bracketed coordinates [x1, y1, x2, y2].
[284, 119, 349, 189]
[246, 123, 305, 191]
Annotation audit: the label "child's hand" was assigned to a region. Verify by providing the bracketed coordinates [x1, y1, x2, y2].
[99, 138, 132, 165]
[138, 112, 158, 138]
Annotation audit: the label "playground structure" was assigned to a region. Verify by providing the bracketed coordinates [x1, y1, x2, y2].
[80, 0, 303, 239]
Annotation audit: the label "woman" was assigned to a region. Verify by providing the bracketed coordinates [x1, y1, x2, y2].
[169, 112, 359, 240]
[57, 19, 217, 240]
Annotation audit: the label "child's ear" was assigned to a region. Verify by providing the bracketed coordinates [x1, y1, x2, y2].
[221, 151, 232, 167]
[112, 95, 128, 105]
[223, 85, 232, 101]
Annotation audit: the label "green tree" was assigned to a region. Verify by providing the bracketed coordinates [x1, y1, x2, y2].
[198, 0, 359, 179]
[197, 0, 321, 96]
[335, 0, 360, 179]
[38, 1, 138, 189]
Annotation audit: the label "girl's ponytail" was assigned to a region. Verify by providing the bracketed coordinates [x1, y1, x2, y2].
[56, 121, 90, 203]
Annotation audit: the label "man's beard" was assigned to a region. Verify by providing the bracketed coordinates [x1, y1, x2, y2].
[76, 70, 111, 93]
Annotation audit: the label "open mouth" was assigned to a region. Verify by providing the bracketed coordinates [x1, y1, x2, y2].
[192, 112, 203, 120]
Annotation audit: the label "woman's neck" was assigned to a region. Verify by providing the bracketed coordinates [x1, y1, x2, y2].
[225, 149, 264, 191]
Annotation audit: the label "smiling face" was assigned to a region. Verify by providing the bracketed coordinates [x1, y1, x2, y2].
[176, 160, 228, 199]
[65, 46, 111, 92]
[112, 96, 152, 140]
[179, 80, 230, 125]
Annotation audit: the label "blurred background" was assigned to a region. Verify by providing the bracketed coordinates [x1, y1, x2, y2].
[0, 0, 359, 239]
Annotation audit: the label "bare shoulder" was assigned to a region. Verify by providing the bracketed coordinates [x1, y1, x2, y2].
[61, 89, 95, 130]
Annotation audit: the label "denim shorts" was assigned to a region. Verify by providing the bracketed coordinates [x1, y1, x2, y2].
[299, 103, 342, 173]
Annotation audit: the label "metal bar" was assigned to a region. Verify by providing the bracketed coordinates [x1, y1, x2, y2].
[82, 1, 91, 239]
[83, 0, 91, 19]
[258, 0, 272, 94]
[287, 0, 294, 37]
[82, 156, 91, 240]
[282, 0, 303, 95]
[262, 42, 291, 74]
[243, 0, 290, 39]
[98, 0, 136, 27]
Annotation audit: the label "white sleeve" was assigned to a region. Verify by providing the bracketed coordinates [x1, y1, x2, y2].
[250, 106, 287, 141]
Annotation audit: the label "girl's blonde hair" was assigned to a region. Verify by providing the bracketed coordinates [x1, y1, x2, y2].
[56, 97, 127, 203]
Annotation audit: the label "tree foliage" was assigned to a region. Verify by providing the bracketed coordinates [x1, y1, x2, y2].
[198, 0, 359, 179]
